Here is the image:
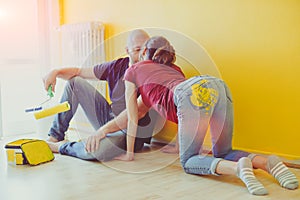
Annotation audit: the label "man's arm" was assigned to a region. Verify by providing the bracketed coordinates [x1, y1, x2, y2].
[85, 96, 150, 153]
[43, 67, 96, 92]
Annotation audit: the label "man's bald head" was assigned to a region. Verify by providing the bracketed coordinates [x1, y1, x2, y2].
[126, 29, 149, 49]
[126, 29, 150, 65]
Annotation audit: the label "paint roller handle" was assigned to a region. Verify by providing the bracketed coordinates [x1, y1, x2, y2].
[48, 85, 54, 98]
[25, 106, 42, 113]
[25, 85, 53, 113]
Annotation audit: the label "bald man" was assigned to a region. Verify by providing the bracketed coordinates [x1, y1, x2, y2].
[44, 29, 158, 161]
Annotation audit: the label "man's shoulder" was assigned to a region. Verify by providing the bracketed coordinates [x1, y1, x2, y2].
[112, 57, 129, 68]
[94, 57, 129, 69]
[110, 57, 129, 76]
[93, 57, 129, 80]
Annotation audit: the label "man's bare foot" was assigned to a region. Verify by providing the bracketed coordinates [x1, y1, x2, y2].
[46, 136, 59, 143]
[47, 140, 68, 153]
[161, 144, 179, 154]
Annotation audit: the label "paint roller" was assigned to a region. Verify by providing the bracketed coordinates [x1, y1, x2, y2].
[34, 101, 70, 120]
[25, 85, 71, 119]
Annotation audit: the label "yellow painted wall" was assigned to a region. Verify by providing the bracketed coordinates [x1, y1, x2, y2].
[61, 0, 300, 159]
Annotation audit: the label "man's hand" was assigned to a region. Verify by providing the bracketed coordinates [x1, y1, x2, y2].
[43, 70, 58, 92]
[85, 131, 106, 152]
[114, 152, 134, 161]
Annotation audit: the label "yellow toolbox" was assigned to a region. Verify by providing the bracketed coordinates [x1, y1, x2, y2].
[5, 139, 54, 166]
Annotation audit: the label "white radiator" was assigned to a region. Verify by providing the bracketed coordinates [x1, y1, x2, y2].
[60, 22, 107, 135]
[60, 21, 107, 96]
[61, 21, 105, 67]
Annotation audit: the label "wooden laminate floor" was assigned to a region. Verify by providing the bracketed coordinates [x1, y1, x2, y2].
[1, 133, 299, 200]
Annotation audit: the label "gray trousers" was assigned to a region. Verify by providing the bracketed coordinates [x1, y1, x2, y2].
[49, 77, 156, 161]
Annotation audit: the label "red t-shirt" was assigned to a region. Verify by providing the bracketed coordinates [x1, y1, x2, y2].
[124, 60, 185, 123]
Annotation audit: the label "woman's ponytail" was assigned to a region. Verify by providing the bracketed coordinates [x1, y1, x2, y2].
[144, 36, 176, 66]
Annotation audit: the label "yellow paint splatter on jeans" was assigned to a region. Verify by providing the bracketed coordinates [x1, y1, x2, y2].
[189, 80, 218, 112]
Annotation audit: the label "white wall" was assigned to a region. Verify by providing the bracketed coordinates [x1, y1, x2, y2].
[0, 82, 2, 138]
[0, 0, 60, 137]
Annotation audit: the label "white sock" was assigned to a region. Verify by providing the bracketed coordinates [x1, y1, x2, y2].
[267, 155, 299, 190]
[237, 157, 268, 195]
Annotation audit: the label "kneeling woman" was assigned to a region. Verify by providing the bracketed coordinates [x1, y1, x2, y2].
[115, 36, 298, 195]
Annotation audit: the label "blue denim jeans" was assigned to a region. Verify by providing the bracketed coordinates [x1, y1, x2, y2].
[59, 131, 126, 161]
[174, 75, 249, 175]
[49, 77, 155, 161]
[49, 77, 114, 141]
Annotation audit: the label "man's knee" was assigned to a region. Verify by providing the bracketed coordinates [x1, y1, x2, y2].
[66, 76, 85, 89]
[93, 132, 126, 161]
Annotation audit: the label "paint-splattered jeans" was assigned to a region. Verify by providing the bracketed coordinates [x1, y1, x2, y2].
[174, 75, 249, 175]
